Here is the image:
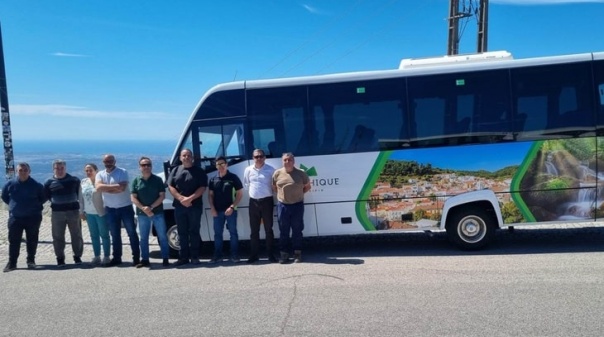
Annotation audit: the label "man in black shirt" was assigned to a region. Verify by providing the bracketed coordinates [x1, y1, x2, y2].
[167, 149, 208, 266]
[208, 156, 243, 263]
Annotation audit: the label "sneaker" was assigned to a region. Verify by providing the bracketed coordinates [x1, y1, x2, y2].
[101, 256, 111, 266]
[162, 258, 170, 267]
[278, 252, 289, 264]
[27, 260, 37, 270]
[132, 257, 141, 267]
[208, 257, 221, 264]
[230, 257, 240, 263]
[57, 258, 66, 267]
[107, 258, 122, 267]
[247, 256, 259, 264]
[293, 250, 302, 263]
[136, 260, 150, 268]
[74, 256, 82, 264]
[268, 255, 278, 263]
[174, 259, 189, 267]
[3, 262, 16, 273]
[190, 258, 201, 265]
[91, 256, 101, 265]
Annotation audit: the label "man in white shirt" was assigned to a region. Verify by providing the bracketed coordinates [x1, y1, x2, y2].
[95, 154, 140, 267]
[243, 149, 276, 263]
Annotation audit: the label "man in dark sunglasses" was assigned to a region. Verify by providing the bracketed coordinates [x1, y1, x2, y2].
[130, 157, 170, 268]
[242, 149, 276, 263]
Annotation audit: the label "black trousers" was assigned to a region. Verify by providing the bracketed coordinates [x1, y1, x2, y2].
[8, 215, 42, 264]
[248, 197, 274, 257]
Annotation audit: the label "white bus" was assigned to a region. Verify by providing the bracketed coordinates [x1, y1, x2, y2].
[160, 50, 604, 250]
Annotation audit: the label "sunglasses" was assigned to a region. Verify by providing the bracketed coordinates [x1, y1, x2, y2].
[140, 163, 152, 167]
[253, 155, 265, 159]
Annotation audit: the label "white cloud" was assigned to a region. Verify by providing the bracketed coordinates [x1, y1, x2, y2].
[51, 52, 89, 57]
[301, 4, 328, 15]
[11, 104, 179, 120]
[492, 0, 604, 4]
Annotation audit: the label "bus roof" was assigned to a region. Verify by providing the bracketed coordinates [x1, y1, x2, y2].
[239, 51, 596, 91]
[398, 50, 513, 69]
[186, 50, 600, 133]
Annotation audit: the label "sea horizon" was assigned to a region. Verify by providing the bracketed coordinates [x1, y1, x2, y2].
[2, 139, 178, 188]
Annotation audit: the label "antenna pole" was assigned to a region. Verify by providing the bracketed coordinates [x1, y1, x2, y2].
[0, 23, 15, 181]
[477, 0, 489, 53]
[447, 0, 460, 56]
[447, 0, 489, 55]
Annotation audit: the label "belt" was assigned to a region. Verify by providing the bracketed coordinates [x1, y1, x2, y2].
[250, 196, 273, 202]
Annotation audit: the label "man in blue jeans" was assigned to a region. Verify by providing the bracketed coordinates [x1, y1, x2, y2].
[131, 157, 170, 268]
[208, 156, 243, 263]
[96, 154, 140, 267]
[272, 153, 310, 264]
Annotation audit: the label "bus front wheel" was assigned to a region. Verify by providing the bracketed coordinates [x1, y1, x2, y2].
[446, 207, 495, 250]
[166, 224, 180, 258]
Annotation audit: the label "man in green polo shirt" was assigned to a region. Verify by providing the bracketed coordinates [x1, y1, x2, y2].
[130, 157, 170, 268]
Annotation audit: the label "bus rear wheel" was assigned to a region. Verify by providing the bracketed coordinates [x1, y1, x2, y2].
[446, 207, 495, 250]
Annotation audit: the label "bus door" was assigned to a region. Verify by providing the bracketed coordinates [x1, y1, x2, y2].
[187, 119, 250, 241]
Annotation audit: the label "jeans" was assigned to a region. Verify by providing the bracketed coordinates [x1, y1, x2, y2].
[51, 210, 84, 259]
[105, 205, 140, 261]
[7, 215, 42, 264]
[138, 213, 170, 260]
[213, 210, 239, 259]
[277, 201, 304, 253]
[248, 197, 274, 257]
[85, 214, 110, 258]
[174, 206, 202, 261]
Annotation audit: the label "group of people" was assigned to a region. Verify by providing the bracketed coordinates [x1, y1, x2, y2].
[2, 149, 311, 272]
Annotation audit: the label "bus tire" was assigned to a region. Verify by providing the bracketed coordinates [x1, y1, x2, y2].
[166, 224, 180, 258]
[164, 210, 181, 258]
[446, 206, 495, 250]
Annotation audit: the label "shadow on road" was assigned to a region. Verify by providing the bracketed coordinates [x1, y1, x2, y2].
[299, 225, 604, 259]
[141, 225, 604, 264]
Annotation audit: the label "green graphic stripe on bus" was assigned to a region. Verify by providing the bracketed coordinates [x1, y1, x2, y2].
[510, 141, 542, 223]
[355, 151, 392, 231]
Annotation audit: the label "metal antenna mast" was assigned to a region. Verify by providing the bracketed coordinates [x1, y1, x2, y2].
[447, 0, 489, 55]
[0, 23, 15, 181]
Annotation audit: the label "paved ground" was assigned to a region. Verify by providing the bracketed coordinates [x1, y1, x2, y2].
[0, 206, 148, 266]
[2, 204, 604, 267]
[2, 216, 604, 337]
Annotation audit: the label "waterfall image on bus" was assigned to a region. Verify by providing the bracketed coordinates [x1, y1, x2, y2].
[157, 50, 604, 251]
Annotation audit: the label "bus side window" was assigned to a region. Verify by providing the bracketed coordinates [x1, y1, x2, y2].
[600, 84, 604, 126]
[348, 125, 377, 152]
[595, 58, 604, 132]
[251, 128, 277, 158]
[268, 141, 282, 158]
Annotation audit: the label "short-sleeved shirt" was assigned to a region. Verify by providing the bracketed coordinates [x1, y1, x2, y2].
[96, 167, 131, 208]
[167, 165, 208, 209]
[272, 167, 309, 204]
[209, 171, 243, 212]
[131, 174, 165, 215]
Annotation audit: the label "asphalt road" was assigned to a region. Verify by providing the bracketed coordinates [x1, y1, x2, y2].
[2, 225, 604, 337]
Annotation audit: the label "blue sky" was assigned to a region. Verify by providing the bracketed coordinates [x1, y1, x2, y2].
[1, 0, 604, 141]
[389, 142, 534, 172]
